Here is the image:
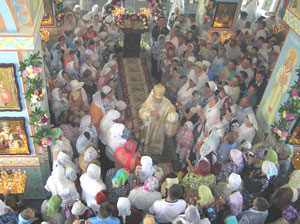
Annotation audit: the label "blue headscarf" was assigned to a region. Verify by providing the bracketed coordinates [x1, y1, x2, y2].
[154, 34, 166, 49]
[18, 213, 34, 224]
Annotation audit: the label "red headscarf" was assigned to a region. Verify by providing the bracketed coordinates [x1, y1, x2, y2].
[194, 160, 211, 176]
[96, 191, 108, 205]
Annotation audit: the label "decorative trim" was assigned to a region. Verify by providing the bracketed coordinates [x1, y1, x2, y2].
[284, 8, 300, 36]
[0, 157, 40, 167]
[0, 37, 34, 50]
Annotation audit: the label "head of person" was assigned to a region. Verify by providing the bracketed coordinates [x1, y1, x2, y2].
[248, 84, 258, 96]
[195, 160, 211, 176]
[66, 12, 73, 22]
[242, 58, 251, 69]
[158, 17, 165, 27]
[208, 96, 218, 108]
[224, 132, 236, 144]
[230, 76, 240, 87]
[255, 70, 265, 83]
[94, 14, 100, 22]
[88, 40, 95, 50]
[229, 38, 238, 47]
[218, 47, 226, 57]
[186, 43, 194, 52]
[212, 31, 220, 40]
[250, 46, 258, 55]
[253, 197, 270, 211]
[228, 60, 237, 71]
[152, 84, 165, 103]
[205, 81, 217, 96]
[178, 34, 185, 45]
[279, 144, 294, 159]
[282, 206, 300, 224]
[19, 208, 37, 223]
[189, 13, 196, 22]
[240, 11, 248, 20]
[168, 184, 183, 201]
[272, 187, 293, 210]
[143, 215, 156, 224]
[58, 35, 66, 44]
[257, 36, 265, 47]
[98, 202, 114, 219]
[238, 71, 248, 83]
[171, 57, 180, 67]
[258, 21, 266, 30]
[194, 61, 203, 73]
[239, 96, 251, 108]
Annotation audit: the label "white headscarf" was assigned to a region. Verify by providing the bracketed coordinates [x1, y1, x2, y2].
[230, 149, 243, 167]
[0, 200, 10, 215]
[92, 91, 106, 113]
[51, 88, 61, 102]
[117, 197, 131, 224]
[84, 146, 98, 167]
[100, 66, 112, 77]
[185, 121, 194, 131]
[80, 115, 92, 132]
[87, 164, 101, 181]
[140, 156, 154, 183]
[226, 173, 242, 191]
[99, 110, 121, 144]
[262, 161, 278, 179]
[56, 70, 66, 85]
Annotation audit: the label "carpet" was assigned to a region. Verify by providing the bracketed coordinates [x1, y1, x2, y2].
[118, 58, 153, 139]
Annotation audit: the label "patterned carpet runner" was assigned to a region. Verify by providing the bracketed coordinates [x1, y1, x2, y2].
[118, 58, 153, 139]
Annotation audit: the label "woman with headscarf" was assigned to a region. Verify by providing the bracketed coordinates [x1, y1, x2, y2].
[181, 43, 195, 65]
[151, 34, 166, 82]
[114, 140, 137, 172]
[193, 96, 221, 140]
[236, 113, 257, 144]
[181, 159, 216, 199]
[90, 91, 105, 134]
[215, 104, 239, 137]
[136, 156, 154, 183]
[62, 12, 76, 43]
[51, 50, 63, 74]
[0, 199, 17, 223]
[105, 168, 131, 204]
[77, 131, 95, 157]
[276, 170, 300, 204]
[80, 54, 99, 82]
[89, 4, 102, 20]
[44, 166, 80, 208]
[73, 5, 82, 24]
[172, 205, 201, 224]
[112, 197, 143, 224]
[242, 160, 278, 208]
[227, 191, 244, 217]
[68, 80, 90, 125]
[56, 70, 71, 94]
[271, 206, 300, 224]
[176, 121, 194, 168]
[99, 109, 120, 145]
[217, 149, 244, 182]
[51, 88, 69, 125]
[197, 185, 217, 224]
[128, 176, 162, 212]
[97, 67, 114, 91]
[41, 195, 64, 224]
[79, 115, 98, 147]
[80, 164, 106, 213]
[214, 172, 242, 201]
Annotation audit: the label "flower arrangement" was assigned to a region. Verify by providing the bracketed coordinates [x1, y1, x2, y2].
[202, 0, 216, 24]
[271, 68, 300, 142]
[55, 0, 65, 23]
[103, 0, 124, 19]
[148, 0, 164, 23]
[116, 13, 150, 30]
[19, 52, 53, 147]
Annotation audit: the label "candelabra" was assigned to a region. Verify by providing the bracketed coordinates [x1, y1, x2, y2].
[140, 7, 152, 18]
[40, 28, 50, 42]
[113, 6, 125, 17]
[0, 169, 27, 194]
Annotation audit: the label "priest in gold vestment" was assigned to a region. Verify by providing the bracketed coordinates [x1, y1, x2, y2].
[139, 84, 176, 155]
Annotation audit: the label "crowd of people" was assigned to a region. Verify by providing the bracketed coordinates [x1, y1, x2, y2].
[0, 1, 300, 224]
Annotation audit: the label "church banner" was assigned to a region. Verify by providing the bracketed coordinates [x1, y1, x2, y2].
[257, 29, 300, 132]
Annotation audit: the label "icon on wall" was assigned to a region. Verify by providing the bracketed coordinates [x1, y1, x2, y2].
[0, 64, 22, 111]
[0, 117, 30, 155]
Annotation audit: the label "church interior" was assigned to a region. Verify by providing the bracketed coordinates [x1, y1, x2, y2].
[0, 0, 300, 223]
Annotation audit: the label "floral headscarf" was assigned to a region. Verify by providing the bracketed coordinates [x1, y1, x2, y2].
[230, 149, 243, 167]
[143, 176, 159, 192]
[112, 168, 130, 188]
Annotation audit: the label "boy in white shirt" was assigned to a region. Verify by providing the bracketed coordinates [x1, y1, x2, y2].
[149, 184, 186, 223]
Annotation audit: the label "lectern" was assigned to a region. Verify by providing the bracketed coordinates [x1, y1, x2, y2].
[123, 29, 144, 58]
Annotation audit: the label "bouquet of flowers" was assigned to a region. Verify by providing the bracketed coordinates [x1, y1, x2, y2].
[202, 0, 216, 24]
[271, 68, 300, 143]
